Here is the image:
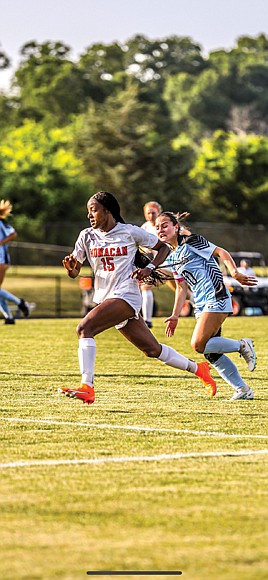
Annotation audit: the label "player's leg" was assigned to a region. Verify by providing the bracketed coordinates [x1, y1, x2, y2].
[192, 313, 255, 399]
[119, 315, 217, 396]
[77, 298, 135, 338]
[0, 264, 14, 322]
[0, 264, 8, 286]
[191, 312, 229, 353]
[141, 282, 154, 328]
[59, 298, 135, 404]
[192, 312, 256, 371]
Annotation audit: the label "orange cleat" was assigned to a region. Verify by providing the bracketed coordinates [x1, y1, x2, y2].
[195, 361, 217, 397]
[58, 383, 95, 405]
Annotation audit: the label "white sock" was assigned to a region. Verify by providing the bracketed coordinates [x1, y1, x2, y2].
[78, 337, 96, 387]
[142, 289, 154, 322]
[157, 343, 197, 373]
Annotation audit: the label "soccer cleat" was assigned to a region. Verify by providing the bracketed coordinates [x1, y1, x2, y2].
[195, 361, 217, 396]
[58, 383, 95, 405]
[4, 318, 15, 325]
[239, 338, 257, 371]
[18, 299, 29, 317]
[230, 386, 254, 401]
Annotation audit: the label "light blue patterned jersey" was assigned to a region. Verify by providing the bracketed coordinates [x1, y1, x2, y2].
[166, 234, 230, 308]
[0, 219, 15, 264]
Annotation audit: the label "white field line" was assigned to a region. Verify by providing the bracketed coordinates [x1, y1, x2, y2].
[0, 449, 268, 470]
[1, 416, 268, 439]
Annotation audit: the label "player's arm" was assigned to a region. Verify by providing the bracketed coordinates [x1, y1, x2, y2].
[164, 279, 188, 337]
[0, 231, 17, 245]
[62, 254, 82, 279]
[131, 240, 170, 280]
[213, 246, 258, 287]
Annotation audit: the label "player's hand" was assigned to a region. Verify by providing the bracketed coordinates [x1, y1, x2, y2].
[62, 255, 77, 272]
[233, 272, 258, 287]
[131, 267, 152, 281]
[164, 315, 179, 337]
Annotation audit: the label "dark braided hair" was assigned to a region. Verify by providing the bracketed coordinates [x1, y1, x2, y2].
[91, 191, 125, 223]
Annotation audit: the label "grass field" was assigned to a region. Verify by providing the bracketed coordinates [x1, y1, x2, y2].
[1, 316, 268, 580]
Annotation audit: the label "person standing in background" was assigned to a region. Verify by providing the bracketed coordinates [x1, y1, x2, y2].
[0, 200, 29, 324]
[140, 201, 162, 327]
[238, 259, 256, 277]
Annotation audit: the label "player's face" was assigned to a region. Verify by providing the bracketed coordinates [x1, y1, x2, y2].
[155, 216, 178, 244]
[87, 199, 108, 229]
[144, 206, 159, 224]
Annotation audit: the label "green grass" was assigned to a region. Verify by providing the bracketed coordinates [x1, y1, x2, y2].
[0, 317, 268, 580]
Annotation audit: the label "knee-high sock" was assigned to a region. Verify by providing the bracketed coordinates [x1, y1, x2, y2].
[78, 337, 96, 387]
[158, 343, 197, 373]
[204, 336, 240, 354]
[142, 289, 154, 323]
[0, 288, 20, 305]
[210, 354, 248, 389]
[0, 296, 12, 319]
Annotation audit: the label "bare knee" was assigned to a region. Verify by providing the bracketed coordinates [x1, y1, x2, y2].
[143, 345, 161, 358]
[76, 320, 92, 338]
[191, 337, 205, 354]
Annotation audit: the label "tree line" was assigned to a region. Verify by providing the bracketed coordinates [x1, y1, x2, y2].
[0, 33, 268, 243]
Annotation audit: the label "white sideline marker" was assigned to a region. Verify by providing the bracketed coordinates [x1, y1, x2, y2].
[1, 416, 268, 439]
[0, 449, 268, 470]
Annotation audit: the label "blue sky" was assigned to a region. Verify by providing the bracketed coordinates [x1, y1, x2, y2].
[1, 0, 268, 89]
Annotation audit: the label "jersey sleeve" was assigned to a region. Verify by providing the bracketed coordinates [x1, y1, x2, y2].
[0, 221, 15, 238]
[186, 234, 216, 260]
[130, 224, 158, 248]
[72, 230, 88, 264]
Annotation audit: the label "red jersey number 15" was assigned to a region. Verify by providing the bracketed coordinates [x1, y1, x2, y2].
[100, 257, 115, 271]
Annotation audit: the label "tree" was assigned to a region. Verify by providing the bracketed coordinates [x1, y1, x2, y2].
[13, 41, 87, 125]
[73, 84, 197, 221]
[0, 48, 10, 70]
[190, 130, 268, 223]
[0, 120, 92, 242]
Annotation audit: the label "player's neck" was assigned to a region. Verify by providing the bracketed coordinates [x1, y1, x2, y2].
[100, 216, 117, 232]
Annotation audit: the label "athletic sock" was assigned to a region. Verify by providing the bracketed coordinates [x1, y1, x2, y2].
[142, 289, 154, 323]
[78, 337, 96, 387]
[0, 297, 12, 319]
[204, 336, 241, 354]
[210, 353, 248, 389]
[157, 343, 197, 373]
[0, 288, 20, 305]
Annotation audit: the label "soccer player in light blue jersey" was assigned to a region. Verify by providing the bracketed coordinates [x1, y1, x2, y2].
[155, 211, 258, 401]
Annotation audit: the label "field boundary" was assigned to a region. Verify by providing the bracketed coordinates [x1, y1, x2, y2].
[1, 416, 268, 439]
[1, 449, 268, 470]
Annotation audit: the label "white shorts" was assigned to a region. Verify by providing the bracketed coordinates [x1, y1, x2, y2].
[194, 296, 233, 319]
[113, 291, 142, 330]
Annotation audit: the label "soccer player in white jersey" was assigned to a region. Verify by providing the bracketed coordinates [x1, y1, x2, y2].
[60, 191, 217, 404]
[155, 211, 257, 400]
[140, 201, 162, 328]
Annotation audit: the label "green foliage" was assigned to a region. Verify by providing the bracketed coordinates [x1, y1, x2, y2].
[1, 33, 268, 229]
[190, 130, 268, 222]
[14, 41, 88, 125]
[73, 84, 197, 221]
[0, 121, 92, 241]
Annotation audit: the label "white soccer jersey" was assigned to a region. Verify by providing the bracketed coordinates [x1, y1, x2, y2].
[72, 223, 158, 304]
[141, 221, 157, 235]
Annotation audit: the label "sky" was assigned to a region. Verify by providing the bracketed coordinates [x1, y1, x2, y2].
[1, 0, 268, 90]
